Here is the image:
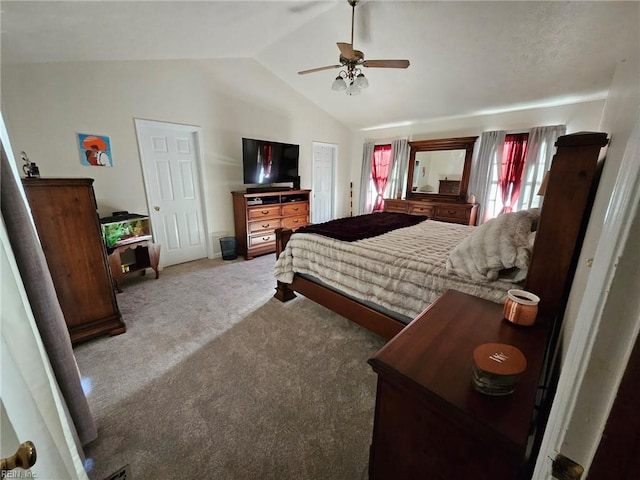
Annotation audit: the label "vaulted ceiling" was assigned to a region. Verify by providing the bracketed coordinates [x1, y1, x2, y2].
[2, 1, 638, 131]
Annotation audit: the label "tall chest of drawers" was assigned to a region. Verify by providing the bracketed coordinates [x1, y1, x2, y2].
[232, 189, 311, 259]
[22, 177, 125, 343]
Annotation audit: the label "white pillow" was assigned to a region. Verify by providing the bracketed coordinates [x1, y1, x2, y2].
[446, 209, 540, 282]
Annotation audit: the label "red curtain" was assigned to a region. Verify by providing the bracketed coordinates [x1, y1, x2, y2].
[372, 144, 392, 212]
[498, 133, 529, 214]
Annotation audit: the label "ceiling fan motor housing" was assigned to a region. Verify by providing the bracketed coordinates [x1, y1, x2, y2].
[340, 50, 364, 67]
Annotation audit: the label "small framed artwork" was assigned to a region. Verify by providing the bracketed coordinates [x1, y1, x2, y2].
[78, 133, 113, 167]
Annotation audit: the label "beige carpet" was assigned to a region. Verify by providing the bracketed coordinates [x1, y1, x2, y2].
[74, 254, 385, 480]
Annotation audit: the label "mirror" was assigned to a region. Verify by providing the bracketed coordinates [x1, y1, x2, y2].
[406, 136, 477, 201]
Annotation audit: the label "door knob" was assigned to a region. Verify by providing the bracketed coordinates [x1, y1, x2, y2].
[154, 206, 160, 211]
[1, 441, 37, 473]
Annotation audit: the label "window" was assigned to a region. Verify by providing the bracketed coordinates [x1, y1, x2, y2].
[370, 144, 392, 212]
[485, 133, 531, 219]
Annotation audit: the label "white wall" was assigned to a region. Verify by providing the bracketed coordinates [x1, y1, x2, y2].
[559, 57, 640, 472]
[349, 100, 605, 211]
[563, 58, 640, 348]
[1, 58, 354, 255]
[1, 57, 606, 251]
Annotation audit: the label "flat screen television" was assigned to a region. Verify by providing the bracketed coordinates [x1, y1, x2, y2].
[242, 138, 299, 185]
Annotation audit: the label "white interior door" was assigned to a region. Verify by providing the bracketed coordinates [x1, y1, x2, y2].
[1, 218, 89, 480]
[1, 113, 88, 479]
[312, 142, 336, 223]
[135, 120, 208, 267]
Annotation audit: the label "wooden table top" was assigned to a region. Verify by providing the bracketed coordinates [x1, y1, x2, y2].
[369, 289, 550, 449]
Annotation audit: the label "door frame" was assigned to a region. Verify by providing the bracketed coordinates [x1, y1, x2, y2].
[134, 118, 212, 263]
[1, 113, 88, 479]
[311, 141, 337, 223]
[588, 325, 640, 478]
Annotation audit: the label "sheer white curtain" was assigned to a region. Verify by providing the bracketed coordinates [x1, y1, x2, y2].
[358, 142, 375, 214]
[386, 139, 409, 201]
[467, 130, 506, 223]
[515, 125, 566, 211]
[469, 126, 566, 223]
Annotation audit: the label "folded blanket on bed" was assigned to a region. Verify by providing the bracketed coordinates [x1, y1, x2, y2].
[295, 211, 428, 242]
[445, 209, 540, 282]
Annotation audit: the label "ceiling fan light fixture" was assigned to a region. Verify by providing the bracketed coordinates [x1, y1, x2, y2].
[298, 0, 409, 96]
[354, 72, 369, 89]
[346, 82, 361, 96]
[331, 75, 348, 91]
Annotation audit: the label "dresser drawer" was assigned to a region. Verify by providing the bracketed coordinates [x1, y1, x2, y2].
[248, 218, 281, 234]
[436, 205, 471, 223]
[409, 204, 435, 217]
[248, 205, 280, 221]
[384, 200, 409, 213]
[282, 215, 308, 229]
[282, 202, 309, 216]
[249, 232, 276, 247]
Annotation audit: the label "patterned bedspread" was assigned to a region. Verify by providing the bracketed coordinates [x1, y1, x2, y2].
[274, 219, 518, 319]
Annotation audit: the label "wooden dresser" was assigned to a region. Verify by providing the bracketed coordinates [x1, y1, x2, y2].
[22, 178, 125, 343]
[368, 290, 549, 480]
[384, 198, 478, 225]
[232, 189, 311, 259]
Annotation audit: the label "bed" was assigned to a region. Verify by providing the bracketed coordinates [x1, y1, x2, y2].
[273, 132, 608, 339]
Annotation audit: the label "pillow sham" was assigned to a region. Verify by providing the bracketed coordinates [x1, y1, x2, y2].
[445, 208, 540, 282]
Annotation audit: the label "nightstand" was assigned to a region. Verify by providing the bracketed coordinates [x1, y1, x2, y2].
[368, 289, 550, 479]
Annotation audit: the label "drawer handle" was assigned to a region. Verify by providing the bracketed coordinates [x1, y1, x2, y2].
[293, 219, 299, 223]
[292, 207, 299, 211]
[447, 210, 456, 214]
[261, 210, 269, 215]
[262, 223, 270, 228]
[262, 236, 271, 241]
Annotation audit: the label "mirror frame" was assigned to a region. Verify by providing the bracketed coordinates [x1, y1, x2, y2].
[406, 136, 478, 202]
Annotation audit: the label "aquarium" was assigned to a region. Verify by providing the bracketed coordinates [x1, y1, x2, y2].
[100, 213, 152, 248]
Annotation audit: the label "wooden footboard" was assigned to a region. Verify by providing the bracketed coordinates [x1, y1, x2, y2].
[289, 275, 406, 339]
[273, 227, 406, 339]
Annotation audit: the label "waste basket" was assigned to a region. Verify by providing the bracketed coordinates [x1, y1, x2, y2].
[219, 236, 238, 260]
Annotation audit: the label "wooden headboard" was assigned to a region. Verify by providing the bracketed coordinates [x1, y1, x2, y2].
[525, 131, 608, 319]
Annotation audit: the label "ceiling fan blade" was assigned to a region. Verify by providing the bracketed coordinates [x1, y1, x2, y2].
[337, 42, 356, 60]
[298, 64, 342, 75]
[362, 59, 410, 69]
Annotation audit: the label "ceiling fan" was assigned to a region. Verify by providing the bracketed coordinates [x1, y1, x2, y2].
[298, 0, 410, 95]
